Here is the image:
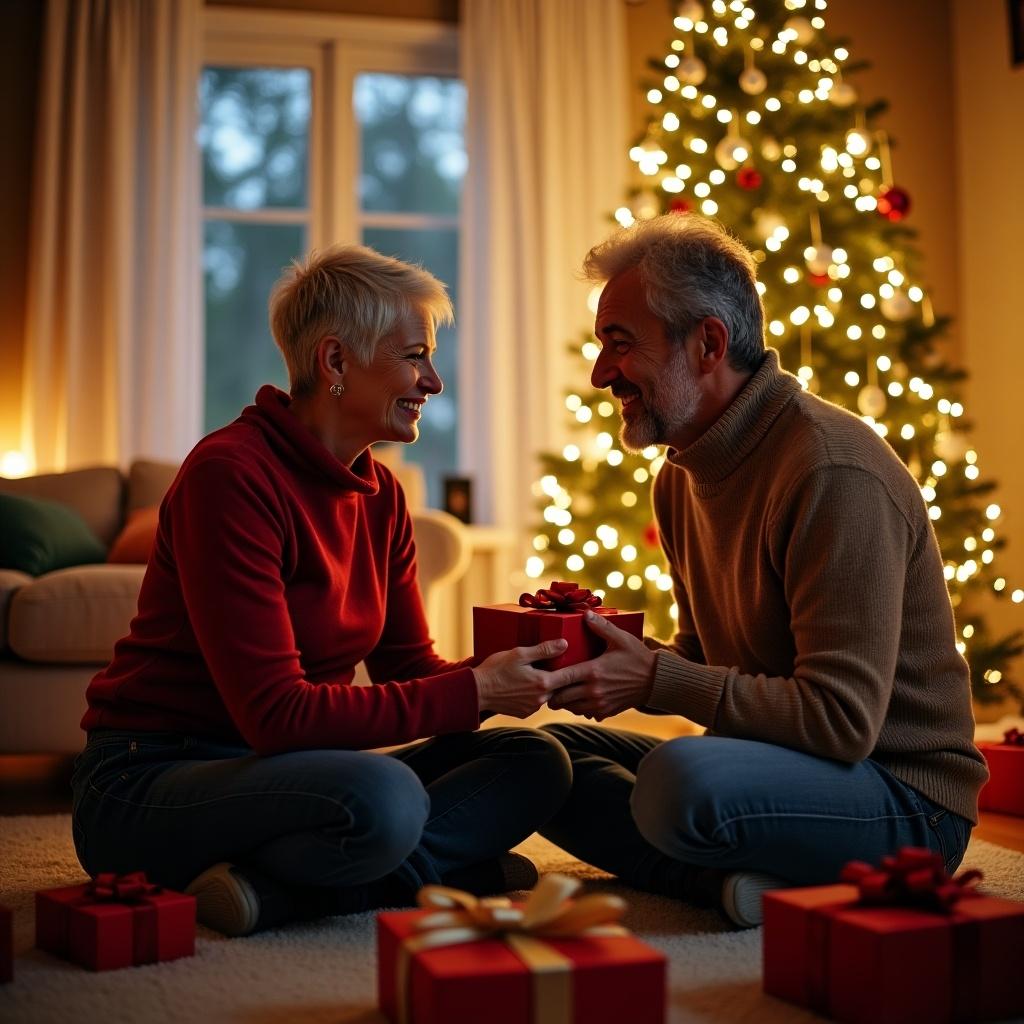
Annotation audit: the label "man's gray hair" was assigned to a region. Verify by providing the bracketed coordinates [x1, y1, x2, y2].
[583, 215, 765, 372]
[269, 244, 454, 396]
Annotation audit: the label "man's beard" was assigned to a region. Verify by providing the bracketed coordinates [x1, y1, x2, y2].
[619, 350, 700, 452]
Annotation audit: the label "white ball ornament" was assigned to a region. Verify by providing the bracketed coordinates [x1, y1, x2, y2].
[714, 134, 751, 171]
[739, 67, 767, 95]
[753, 208, 786, 241]
[857, 385, 887, 418]
[805, 245, 834, 277]
[676, 55, 707, 86]
[830, 81, 858, 108]
[933, 430, 970, 464]
[630, 189, 660, 221]
[761, 136, 782, 161]
[880, 290, 915, 322]
[676, 0, 704, 23]
[784, 16, 815, 45]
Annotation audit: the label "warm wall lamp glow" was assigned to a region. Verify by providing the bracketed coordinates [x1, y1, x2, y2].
[1, 450, 31, 478]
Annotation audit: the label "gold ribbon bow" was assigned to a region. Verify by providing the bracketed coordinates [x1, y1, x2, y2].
[396, 873, 627, 1024]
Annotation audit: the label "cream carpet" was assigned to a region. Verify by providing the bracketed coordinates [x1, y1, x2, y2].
[1, 815, 1023, 1024]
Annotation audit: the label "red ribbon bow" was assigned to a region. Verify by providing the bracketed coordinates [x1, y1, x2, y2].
[88, 871, 161, 903]
[1003, 727, 1024, 746]
[519, 581, 603, 612]
[839, 847, 982, 913]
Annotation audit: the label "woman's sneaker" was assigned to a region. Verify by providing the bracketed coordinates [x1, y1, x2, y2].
[720, 871, 788, 928]
[185, 862, 262, 937]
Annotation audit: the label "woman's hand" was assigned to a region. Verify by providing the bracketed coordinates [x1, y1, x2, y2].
[472, 639, 569, 718]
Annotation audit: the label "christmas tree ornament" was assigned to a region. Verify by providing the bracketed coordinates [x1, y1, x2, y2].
[715, 132, 752, 170]
[630, 189, 661, 221]
[830, 79, 858, 108]
[807, 271, 830, 287]
[783, 16, 815, 44]
[881, 289, 915, 322]
[934, 429, 970, 464]
[669, 197, 692, 214]
[804, 244, 834, 276]
[761, 136, 782, 161]
[676, 55, 707, 86]
[876, 184, 912, 222]
[857, 384, 887, 418]
[676, 0, 704, 23]
[739, 66, 767, 95]
[753, 207, 786, 241]
[737, 165, 763, 190]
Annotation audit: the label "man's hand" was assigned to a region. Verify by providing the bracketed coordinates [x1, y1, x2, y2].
[472, 639, 569, 719]
[546, 611, 657, 720]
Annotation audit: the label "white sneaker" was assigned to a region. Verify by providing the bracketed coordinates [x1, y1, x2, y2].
[720, 871, 787, 928]
[185, 862, 261, 937]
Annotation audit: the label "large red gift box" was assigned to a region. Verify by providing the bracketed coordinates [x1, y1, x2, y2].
[378, 875, 665, 1024]
[474, 583, 643, 671]
[763, 852, 1024, 1023]
[35, 872, 195, 972]
[1, 904, 11, 983]
[977, 733, 1024, 816]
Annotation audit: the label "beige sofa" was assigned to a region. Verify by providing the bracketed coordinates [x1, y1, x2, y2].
[0, 460, 470, 755]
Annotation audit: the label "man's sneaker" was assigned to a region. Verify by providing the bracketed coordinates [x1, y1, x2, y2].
[720, 871, 788, 928]
[185, 862, 261, 937]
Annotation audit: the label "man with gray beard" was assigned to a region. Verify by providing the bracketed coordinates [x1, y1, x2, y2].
[539, 214, 986, 928]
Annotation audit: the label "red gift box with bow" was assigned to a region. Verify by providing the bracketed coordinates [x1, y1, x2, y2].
[378, 874, 665, 1024]
[1, 904, 12, 983]
[763, 847, 1024, 1023]
[35, 872, 195, 972]
[473, 583, 644, 671]
[977, 727, 1024, 817]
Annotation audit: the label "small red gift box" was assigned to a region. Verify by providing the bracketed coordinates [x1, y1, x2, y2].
[977, 730, 1024, 816]
[1, 904, 12, 983]
[474, 583, 644, 671]
[378, 874, 665, 1024]
[35, 872, 195, 972]
[763, 850, 1024, 1023]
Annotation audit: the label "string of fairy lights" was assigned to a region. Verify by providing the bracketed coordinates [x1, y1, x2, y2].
[527, 0, 1021, 687]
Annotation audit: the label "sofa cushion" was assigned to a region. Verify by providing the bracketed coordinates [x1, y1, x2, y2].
[127, 460, 179, 512]
[0, 568, 32, 652]
[0, 493, 108, 575]
[0, 466, 125, 546]
[8, 565, 146, 663]
[107, 506, 160, 564]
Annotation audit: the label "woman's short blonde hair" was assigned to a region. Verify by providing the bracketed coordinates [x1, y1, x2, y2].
[269, 244, 454, 395]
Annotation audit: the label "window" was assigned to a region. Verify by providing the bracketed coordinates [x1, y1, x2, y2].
[200, 12, 464, 506]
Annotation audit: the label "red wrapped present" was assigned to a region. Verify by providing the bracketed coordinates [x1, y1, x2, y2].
[474, 583, 644, 670]
[378, 873, 665, 1024]
[35, 871, 195, 972]
[977, 727, 1024, 816]
[763, 847, 1024, 1023]
[0, 904, 11, 983]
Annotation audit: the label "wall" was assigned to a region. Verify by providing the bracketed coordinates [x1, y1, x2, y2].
[954, 0, 1024, 669]
[207, 0, 456, 19]
[0, 1, 44, 463]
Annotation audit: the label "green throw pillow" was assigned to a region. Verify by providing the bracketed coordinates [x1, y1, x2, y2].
[0, 492, 107, 575]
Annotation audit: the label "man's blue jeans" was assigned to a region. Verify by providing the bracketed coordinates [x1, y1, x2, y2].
[539, 724, 972, 892]
[71, 727, 571, 895]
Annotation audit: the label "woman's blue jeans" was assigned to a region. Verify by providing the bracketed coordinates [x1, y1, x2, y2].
[71, 726, 572, 895]
[539, 724, 972, 891]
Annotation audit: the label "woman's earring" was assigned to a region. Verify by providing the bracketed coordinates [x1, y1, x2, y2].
[329, 382, 345, 397]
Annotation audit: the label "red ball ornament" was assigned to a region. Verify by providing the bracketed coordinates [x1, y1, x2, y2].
[807, 271, 830, 287]
[736, 165, 763, 190]
[642, 521, 661, 549]
[669, 198, 692, 214]
[876, 184, 911, 222]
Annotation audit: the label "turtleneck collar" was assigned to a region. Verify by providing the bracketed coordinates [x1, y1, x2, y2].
[242, 385, 380, 496]
[665, 348, 801, 493]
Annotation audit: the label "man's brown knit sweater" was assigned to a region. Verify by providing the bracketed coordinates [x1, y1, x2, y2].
[647, 349, 987, 823]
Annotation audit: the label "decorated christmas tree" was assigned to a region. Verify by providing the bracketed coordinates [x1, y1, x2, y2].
[526, 0, 1023, 706]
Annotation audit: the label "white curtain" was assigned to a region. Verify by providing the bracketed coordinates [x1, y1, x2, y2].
[23, 0, 202, 473]
[460, 0, 628, 530]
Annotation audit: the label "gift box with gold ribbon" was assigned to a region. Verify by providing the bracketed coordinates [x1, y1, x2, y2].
[977, 727, 1024, 817]
[378, 874, 665, 1024]
[473, 583, 644, 671]
[35, 872, 195, 972]
[763, 847, 1024, 1023]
